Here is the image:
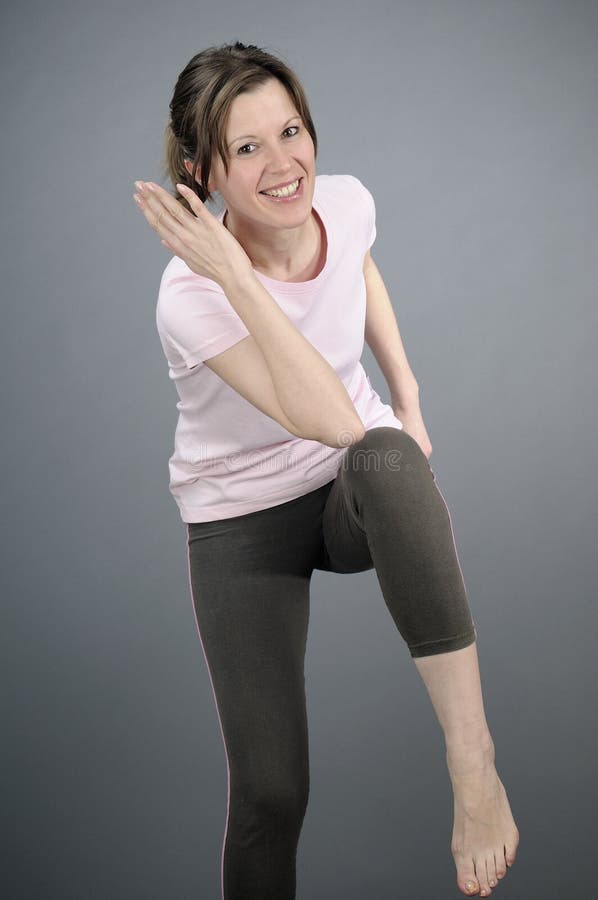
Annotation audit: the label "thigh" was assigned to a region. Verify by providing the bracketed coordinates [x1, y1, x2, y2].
[317, 461, 375, 574]
[186, 498, 322, 788]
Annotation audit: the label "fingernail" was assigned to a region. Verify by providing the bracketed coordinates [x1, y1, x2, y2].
[134, 181, 144, 192]
[146, 183, 155, 191]
[133, 194, 142, 205]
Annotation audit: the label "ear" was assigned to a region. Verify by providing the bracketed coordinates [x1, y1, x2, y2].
[183, 158, 216, 193]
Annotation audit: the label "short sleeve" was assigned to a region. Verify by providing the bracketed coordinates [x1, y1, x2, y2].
[360, 180, 377, 250]
[156, 266, 251, 369]
[341, 174, 377, 251]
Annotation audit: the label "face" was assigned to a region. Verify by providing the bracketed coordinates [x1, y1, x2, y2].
[192, 78, 316, 230]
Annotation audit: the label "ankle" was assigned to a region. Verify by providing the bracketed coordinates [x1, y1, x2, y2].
[445, 729, 495, 773]
[445, 719, 493, 752]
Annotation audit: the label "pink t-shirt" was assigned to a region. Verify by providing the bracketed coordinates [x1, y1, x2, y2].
[155, 173, 404, 523]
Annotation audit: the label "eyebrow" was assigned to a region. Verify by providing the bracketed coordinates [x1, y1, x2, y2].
[227, 115, 301, 149]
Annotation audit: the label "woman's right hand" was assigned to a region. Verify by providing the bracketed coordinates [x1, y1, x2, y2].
[133, 180, 253, 288]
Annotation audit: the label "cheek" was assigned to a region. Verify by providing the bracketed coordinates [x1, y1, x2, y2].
[300, 132, 315, 155]
[225, 172, 264, 208]
[300, 145, 316, 169]
[240, 171, 261, 197]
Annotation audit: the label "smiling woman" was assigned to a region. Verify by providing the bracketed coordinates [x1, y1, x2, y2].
[137, 39, 519, 900]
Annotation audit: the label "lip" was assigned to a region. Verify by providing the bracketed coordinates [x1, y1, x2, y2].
[259, 176, 303, 193]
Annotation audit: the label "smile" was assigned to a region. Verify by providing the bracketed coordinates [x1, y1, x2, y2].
[259, 177, 304, 201]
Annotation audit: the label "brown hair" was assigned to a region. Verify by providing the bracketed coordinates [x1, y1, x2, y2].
[160, 41, 318, 214]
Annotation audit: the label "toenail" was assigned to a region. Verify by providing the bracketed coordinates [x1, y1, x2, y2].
[489, 880, 496, 886]
[465, 883, 477, 893]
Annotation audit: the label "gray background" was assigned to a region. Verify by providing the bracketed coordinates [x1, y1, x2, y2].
[2, 0, 596, 897]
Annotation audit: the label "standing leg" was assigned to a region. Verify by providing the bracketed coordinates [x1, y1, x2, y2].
[186, 498, 318, 900]
[321, 426, 520, 897]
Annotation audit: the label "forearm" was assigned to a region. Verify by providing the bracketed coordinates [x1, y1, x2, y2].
[364, 257, 420, 410]
[220, 269, 365, 447]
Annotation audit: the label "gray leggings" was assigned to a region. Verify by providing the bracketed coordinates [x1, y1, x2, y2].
[186, 426, 477, 899]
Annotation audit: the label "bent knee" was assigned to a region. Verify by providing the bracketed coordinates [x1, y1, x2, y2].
[344, 426, 428, 478]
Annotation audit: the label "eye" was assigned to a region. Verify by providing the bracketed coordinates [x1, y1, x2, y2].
[236, 124, 301, 156]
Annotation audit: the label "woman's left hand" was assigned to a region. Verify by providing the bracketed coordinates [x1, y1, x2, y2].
[393, 401, 433, 460]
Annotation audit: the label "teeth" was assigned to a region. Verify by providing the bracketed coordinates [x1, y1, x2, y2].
[263, 178, 300, 197]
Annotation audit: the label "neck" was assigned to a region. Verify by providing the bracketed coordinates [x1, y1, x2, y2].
[223, 209, 320, 280]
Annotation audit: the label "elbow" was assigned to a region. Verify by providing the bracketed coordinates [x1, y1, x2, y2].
[318, 417, 366, 449]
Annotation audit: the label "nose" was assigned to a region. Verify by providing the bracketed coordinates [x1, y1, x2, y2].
[265, 143, 293, 174]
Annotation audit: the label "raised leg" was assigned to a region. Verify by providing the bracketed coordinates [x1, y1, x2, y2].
[322, 427, 520, 896]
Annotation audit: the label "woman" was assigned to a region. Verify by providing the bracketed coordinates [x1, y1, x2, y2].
[133, 41, 519, 900]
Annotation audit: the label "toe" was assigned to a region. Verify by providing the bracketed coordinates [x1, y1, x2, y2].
[505, 830, 519, 867]
[487, 853, 499, 888]
[457, 860, 480, 896]
[493, 847, 507, 881]
[476, 857, 492, 896]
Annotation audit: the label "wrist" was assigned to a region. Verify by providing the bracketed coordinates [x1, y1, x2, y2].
[391, 379, 420, 412]
[218, 263, 256, 294]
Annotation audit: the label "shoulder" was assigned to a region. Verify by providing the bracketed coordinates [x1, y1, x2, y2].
[156, 255, 230, 336]
[315, 172, 375, 211]
[158, 255, 224, 305]
[314, 174, 377, 253]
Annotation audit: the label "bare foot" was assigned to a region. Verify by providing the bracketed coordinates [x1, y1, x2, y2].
[447, 741, 520, 896]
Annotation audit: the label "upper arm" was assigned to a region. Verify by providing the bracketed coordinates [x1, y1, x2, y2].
[201, 335, 303, 438]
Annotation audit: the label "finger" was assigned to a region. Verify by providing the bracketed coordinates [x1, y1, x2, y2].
[160, 235, 182, 257]
[148, 181, 207, 224]
[134, 189, 178, 240]
[175, 182, 209, 218]
[156, 222, 188, 256]
[142, 182, 197, 241]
